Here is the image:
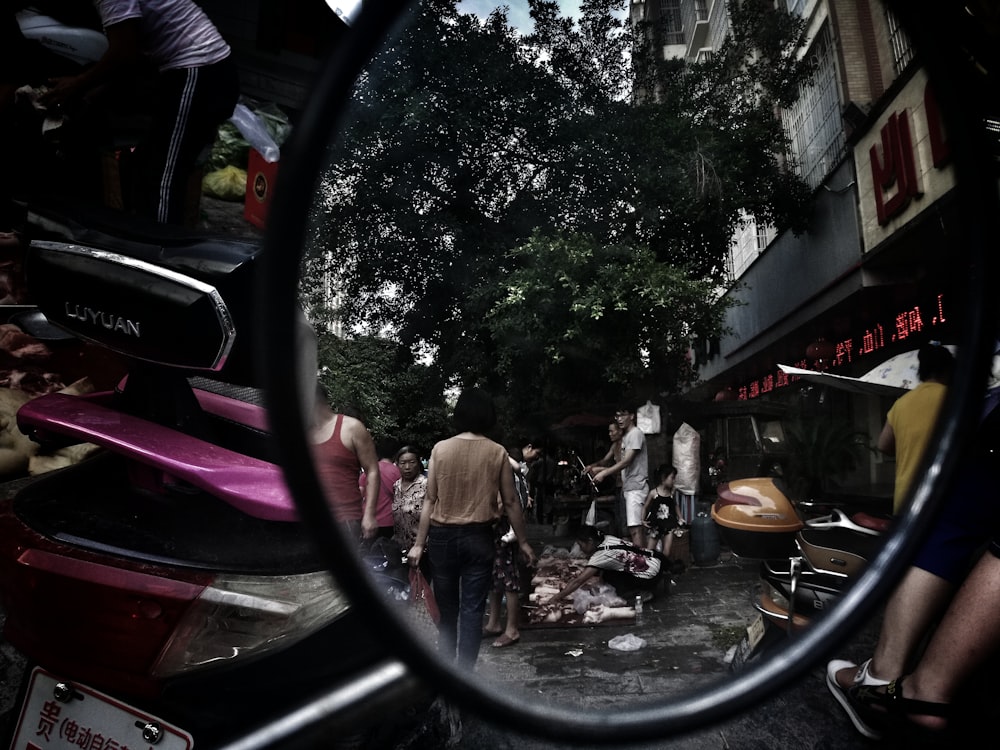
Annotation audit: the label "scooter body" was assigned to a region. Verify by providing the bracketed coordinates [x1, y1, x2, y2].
[712, 477, 887, 661]
[0, 203, 391, 749]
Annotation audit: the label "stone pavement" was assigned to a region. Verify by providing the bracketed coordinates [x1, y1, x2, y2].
[475, 535, 764, 705]
[433, 521, 1000, 749]
[442, 522, 883, 750]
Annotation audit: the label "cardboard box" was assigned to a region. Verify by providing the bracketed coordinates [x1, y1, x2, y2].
[244, 148, 279, 229]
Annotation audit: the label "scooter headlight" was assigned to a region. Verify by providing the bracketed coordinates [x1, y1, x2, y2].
[152, 570, 350, 677]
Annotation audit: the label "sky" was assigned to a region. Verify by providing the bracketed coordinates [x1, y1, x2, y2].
[458, 0, 583, 32]
[329, 1, 583, 32]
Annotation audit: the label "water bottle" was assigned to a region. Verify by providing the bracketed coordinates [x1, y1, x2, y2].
[634, 594, 643, 621]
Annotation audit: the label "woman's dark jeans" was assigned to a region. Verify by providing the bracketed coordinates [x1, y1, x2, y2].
[427, 524, 495, 665]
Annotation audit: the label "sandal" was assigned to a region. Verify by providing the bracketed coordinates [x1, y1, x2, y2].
[847, 677, 951, 747]
[854, 658, 891, 687]
[883, 678, 952, 747]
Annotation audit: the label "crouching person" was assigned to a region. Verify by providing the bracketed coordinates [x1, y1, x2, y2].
[546, 525, 662, 606]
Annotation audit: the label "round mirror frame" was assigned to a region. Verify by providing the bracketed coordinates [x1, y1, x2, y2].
[259, 1, 998, 743]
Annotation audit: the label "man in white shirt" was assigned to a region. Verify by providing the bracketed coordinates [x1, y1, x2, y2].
[592, 405, 649, 548]
[42, 0, 239, 224]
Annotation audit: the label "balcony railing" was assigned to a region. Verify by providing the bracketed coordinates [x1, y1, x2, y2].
[681, 0, 709, 54]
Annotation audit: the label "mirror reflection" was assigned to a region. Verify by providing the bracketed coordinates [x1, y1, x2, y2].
[297, 0, 991, 712]
[0, 0, 994, 747]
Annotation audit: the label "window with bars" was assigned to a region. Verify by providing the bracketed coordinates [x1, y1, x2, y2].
[781, 23, 845, 190]
[694, 0, 708, 22]
[886, 9, 915, 75]
[659, 0, 684, 45]
[729, 225, 757, 280]
[756, 222, 774, 251]
[785, 0, 807, 17]
[729, 214, 775, 280]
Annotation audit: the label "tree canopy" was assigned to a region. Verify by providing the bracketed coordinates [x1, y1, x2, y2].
[480, 231, 725, 413]
[316, 332, 452, 453]
[301, 0, 815, 425]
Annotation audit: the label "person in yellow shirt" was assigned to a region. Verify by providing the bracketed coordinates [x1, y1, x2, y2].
[827, 342, 968, 741]
[878, 343, 954, 515]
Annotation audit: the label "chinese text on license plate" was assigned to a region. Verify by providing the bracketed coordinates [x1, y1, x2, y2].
[11, 667, 193, 750]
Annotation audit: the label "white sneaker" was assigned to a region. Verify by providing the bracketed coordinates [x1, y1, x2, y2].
[825, 659, 889, 739]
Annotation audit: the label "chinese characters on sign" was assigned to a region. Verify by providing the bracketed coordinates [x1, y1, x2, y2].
[31, 699, 140, 750]
[736, 294, 947, 400]
[871, 110, 920, 225]
[871, 82, 949, 226]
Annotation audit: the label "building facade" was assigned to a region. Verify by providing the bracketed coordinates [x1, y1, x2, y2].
[634, 0, 972, 498]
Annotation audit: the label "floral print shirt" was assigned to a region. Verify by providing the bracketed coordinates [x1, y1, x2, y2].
[392, 473, 428, 551]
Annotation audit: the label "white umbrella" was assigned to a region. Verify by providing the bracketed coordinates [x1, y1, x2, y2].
[858, 349, 923, 390]
[778, 364, 904, 397]
[779, 345, 958, 397]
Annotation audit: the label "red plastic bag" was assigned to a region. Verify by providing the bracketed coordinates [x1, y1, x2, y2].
[409, 567, 440, 625]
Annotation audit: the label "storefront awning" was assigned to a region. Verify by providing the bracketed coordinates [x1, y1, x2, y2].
[777, 364, 905, 397]
[779, 346, 959, 398]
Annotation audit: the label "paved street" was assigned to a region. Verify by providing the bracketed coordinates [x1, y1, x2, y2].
[438, 523, 883, 750]
[398, 521, 1000, 749]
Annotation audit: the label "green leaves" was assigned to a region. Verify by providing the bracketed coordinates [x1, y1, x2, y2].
[480, 231, 731, 414]
[301, 0, 815, 424]
[316, 333, 451, 450]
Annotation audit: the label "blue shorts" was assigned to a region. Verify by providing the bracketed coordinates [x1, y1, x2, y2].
[913, 463, 1000, 583]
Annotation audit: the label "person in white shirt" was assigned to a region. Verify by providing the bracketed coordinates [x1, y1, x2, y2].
[42, 0, 239, 224]
[591, 404, 649, 548]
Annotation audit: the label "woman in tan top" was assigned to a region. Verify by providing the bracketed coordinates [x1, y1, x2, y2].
[408, 388, 536, 665]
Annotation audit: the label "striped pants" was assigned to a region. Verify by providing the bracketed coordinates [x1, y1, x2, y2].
[139, 57, 239, 224]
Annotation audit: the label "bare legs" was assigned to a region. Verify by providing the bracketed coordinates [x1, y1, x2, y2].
[484, 591, 503, 635]
[660, 530, 674, 558]
[484, 590, 521, 645]
[836, 566, 953, 689]
[501, 591, 520, 641]
[903, 551, 1000, 729]
[628, 525, 646, 549]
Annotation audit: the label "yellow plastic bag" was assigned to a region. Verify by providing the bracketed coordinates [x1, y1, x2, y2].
[202, 165, 248, 201]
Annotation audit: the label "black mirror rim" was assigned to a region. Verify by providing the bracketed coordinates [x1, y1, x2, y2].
[260, 1, 998, 742]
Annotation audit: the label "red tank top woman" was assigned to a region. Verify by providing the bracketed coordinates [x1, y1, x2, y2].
[313, 413, 364, 522]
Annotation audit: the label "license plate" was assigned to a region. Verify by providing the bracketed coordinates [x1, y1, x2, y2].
[745, 612, 766, 651]
[729, 613, 767, 672]
[11, 667, 193, 750]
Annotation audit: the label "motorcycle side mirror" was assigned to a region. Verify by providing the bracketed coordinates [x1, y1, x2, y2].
[259, 1, 997, 745]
